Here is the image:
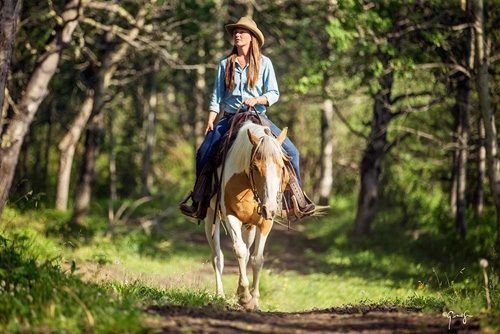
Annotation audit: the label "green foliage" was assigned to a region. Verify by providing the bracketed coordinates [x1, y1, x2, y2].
[295, 196, 500, 315]
[0, 234, 143, 333]
[107, 281, 225, 308]
[326, 17, 356, 52]
[358, 294, 446, 312]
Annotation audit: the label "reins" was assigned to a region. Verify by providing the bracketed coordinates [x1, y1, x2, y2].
[247, 137, 264, 214]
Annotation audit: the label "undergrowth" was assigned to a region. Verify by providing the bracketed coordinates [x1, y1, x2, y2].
[0, 234, 143, 333]
[0, 206, 226, 333]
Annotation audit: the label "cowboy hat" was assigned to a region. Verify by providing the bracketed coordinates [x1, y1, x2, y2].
[225, 17, 265, 47]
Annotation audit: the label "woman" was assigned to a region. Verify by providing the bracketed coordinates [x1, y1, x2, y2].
[180, 17, 315, 221]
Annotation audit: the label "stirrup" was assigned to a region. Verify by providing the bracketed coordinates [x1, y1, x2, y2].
[286, 194, 316, 222]
[179, 192, 207, 220]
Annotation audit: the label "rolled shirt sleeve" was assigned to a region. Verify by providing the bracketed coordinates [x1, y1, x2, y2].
[208, 57, 228, 113]
[262, 57, 279, 107]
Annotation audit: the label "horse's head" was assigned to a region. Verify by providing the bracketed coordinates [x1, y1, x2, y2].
[247, 127, 290, 220]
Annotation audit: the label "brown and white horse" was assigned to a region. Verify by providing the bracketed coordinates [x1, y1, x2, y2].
[205, 120, 289, 310]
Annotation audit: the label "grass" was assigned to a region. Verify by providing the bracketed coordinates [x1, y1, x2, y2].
[0, 206, 224, 333]
[0, 234, 144, 333]
[1, 194, 499, 332]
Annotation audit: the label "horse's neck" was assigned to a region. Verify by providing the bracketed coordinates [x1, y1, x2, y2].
[223, 146, 249, 181]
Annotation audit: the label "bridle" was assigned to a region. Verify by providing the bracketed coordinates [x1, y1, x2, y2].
[247, 134, 287, 217]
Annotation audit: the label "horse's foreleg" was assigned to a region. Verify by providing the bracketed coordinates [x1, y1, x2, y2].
[251, 220, 273, 311]
[241, 225, 256, 266]
[205, 209, 224, 298]
[226, 215, 253, 308]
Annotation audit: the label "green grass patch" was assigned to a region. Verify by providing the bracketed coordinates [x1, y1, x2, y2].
[0, 234, 144, 333]
[1, 192, 500, 331]
[106, 281, 226, 308]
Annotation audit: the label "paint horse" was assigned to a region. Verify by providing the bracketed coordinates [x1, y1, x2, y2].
[205, 120, 289, 310]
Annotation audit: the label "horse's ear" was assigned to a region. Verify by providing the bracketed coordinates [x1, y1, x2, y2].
[247, 129, 260, 146]
[276, 127, 288, 144]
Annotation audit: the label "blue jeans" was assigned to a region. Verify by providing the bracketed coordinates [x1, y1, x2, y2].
[196, 113, 302, 185]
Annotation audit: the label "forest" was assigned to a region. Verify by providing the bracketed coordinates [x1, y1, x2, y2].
[1, 0, 500, 332]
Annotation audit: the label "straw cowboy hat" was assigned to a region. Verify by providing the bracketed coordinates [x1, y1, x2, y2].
[225, 17, 265, 47]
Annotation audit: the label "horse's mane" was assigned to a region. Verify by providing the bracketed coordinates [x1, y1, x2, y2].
[229, 121, 287, 174]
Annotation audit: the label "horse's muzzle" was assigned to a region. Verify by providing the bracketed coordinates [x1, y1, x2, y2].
[260, 204, 277, 220]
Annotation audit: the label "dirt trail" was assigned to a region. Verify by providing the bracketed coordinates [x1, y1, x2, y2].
[145, 223, 480, 333]
[146, 304, 478, 333]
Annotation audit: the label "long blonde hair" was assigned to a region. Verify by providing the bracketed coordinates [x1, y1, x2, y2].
[224, 34, 261, 91]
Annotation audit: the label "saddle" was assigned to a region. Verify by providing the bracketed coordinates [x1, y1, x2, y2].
[180, 111, 267, 220]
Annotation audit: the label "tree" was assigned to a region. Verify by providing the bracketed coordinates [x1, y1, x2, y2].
[316, 98, 334, 205]
[471, 0, 500, 266]
[451, 73, 471, 238]
[55, 92, 94, 210]
[0, 0, 81, 218]
[354, 62, 395, 236]
[0, 0, 21, 135]
[140, 60, 158, 196]
[447, 4, 474, 237]
[326, 1, 461, 235]
[474, 120, 486, 220]
[71, 5, 148, 225]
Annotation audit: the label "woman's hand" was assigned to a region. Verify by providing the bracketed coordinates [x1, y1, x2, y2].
[205, 111, 218, 135]
[244, 96, 259, 107]
[205, 121, 214, 135]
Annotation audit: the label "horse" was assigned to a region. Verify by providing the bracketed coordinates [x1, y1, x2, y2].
[204, 120, 290, 310]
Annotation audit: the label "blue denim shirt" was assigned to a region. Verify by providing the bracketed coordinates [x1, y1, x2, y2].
[209, 55, 279, 114]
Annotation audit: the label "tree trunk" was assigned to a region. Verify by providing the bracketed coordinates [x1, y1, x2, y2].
[13, 129, 30, 196]
[316, 98, 334, 205]
[450, 149, 458, 216]
[194, 62, 206, 149]
[141, 61, 158, 196]
[213, 0, 227, 61]
[0, 0, 21, 137]
[472, 0, 500, 267]
[474, 119, 486, 220]
[0, 0, 80, 218]
[107, 109, 117, 231]
[454, 76, 470, 238]
[32, 129, 43, 194]
[243, 0, 254, 18]
[454, 14, 474, 236]
[70, 7, 147, 225]
[71, 62, 110, 225]
[71, 112, 103, 225]
[354, 71, 393, 236]
[40, 103, 54, 195]
[55, 93, 94, 210]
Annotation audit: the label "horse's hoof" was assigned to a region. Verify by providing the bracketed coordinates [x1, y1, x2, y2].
[239, 298, 259, 311]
